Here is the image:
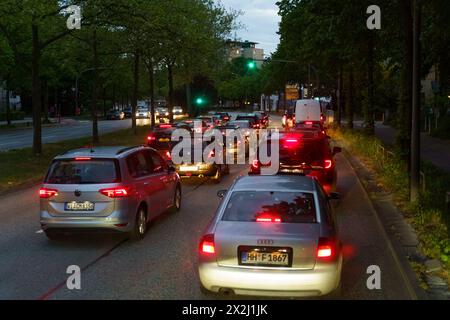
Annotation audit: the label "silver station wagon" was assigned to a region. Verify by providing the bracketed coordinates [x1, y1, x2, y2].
[198, 175, 342, 298]
[39, 146, 181, 240]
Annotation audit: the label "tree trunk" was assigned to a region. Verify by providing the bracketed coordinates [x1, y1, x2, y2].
[5, 78, 11, 126]
[32, 23, 42, 154]
[43, 80, 49, 123]
[103, 87, 107, 117]
[132, 50, 140, 134]
[397, 0, 413, 163]
[146, 59, 156, 128]
[167, 63, 174, 123]
[186, 83, 192, 117]
[365, 32, 375, 135]
[346, 66, 354, 129]
[410, 0, 422, 202]
[91, 29, 99, 144]
[112, 84, 116, 110]
[337, 66, 344, 126]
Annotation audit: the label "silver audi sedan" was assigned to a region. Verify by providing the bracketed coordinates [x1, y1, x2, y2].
[198, 175, 342, 298]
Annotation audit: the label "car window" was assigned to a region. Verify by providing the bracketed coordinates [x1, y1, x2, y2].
[46, 159, 119, 184]
[148, 150, 166, 173]
[222, 191, 317, 223]
[127, 151, 152, 178]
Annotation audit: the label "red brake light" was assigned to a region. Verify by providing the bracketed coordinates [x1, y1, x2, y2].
[256, 215, 281, 223]
[317, 246, 332, 257]
[147, 135, 156, 141]
[75, 157, 91, 161]
[39, 188, 58, 198]
[305, 121, 313, 125]
[160, 124, 172, 128]
[317, 238, 335, 258]
[324, 160, 332, 169]
[251, 159, 260, 169]
[200, 234, 215, 254]
[99, 187, 130, 198]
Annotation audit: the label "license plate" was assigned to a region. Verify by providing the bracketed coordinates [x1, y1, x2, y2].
[159, 138, 170, 142]
[239, 246, 292, 267]
[179, 166, 198, 171]
[64, 201, 95, 211]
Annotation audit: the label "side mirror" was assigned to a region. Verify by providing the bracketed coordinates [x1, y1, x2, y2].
[328, 192, 341, 200]
[217, 189, 227, 198]
[332, 146, 342, 155]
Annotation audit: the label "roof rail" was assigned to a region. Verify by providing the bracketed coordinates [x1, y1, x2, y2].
[116, 145, 147, 155]
[59, 146, 95, 156]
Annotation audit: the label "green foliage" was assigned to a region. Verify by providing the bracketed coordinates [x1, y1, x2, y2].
[0, 111, 25, 121]
[331, 127, 450, 271]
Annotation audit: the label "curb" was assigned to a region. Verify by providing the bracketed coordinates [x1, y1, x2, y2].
[341, 148, 428, 300]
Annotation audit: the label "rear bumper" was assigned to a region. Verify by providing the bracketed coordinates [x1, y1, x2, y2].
[198, 257, 342, 297]
[177, 165, 217, 177]
[40, 210, 133, 233]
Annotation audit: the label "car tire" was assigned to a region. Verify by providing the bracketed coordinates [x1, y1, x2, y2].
[129, 207, 147, 241]
[213, 167, 222, 183]
[200, 283, 215, 296]
[172, 185, 182, 212]
[44, 229, 63, 241]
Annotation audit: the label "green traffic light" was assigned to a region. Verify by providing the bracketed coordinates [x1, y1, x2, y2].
[195, 97, 204, 105]
[247, 61, 256, 69]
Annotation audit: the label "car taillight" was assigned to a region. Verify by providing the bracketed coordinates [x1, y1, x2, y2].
[160, 124, 172, 128]
[39, 188, 58, 198]
[99, 187, 130, 198]
[251, 159, 260, 169]
[305, 121, 313, 125]
[324, 160, 332, 169]
[75, 157, 91, 161]
[256, 215, 281, 223]
[317, 238, 334, 258]
[224, 117, 230, 121]
[147, 135, 156, 142]
[200, 234, 215, 254]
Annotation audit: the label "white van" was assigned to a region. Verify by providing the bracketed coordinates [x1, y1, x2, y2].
[295, 99, 322, 123]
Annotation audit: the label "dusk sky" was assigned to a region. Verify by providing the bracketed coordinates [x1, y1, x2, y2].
[218, 0, 281, 56]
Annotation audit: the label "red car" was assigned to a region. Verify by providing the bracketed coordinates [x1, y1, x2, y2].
[147, 124, 176, 161]
[249, 128, 341, 194]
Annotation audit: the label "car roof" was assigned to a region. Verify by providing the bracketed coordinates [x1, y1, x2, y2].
[233, 175, 316, 192]
[55, 146, 146, 159]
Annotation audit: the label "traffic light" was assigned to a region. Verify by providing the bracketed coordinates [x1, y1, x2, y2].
[195, 97, 204, 105]
[247, 60, 256, 70]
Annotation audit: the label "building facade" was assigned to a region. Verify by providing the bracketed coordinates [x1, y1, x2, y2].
[226, 40, 265, 68]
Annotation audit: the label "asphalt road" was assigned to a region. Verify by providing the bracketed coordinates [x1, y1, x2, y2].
[0, 119, 151, 151]
[0, 116, 417, 300]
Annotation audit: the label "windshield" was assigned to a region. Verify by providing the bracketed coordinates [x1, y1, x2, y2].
[46, 159, 119, 184]
[222, 191, 317, 223]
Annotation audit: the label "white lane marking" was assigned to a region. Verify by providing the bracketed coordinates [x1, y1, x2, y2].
[36, 229, 44, 234]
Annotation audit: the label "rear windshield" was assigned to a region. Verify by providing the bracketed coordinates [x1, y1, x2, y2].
[222, 191, 317, 223]
[46, 159, 119, 184]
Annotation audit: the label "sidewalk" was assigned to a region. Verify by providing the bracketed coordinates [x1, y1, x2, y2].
[354, 121, 450, 173]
